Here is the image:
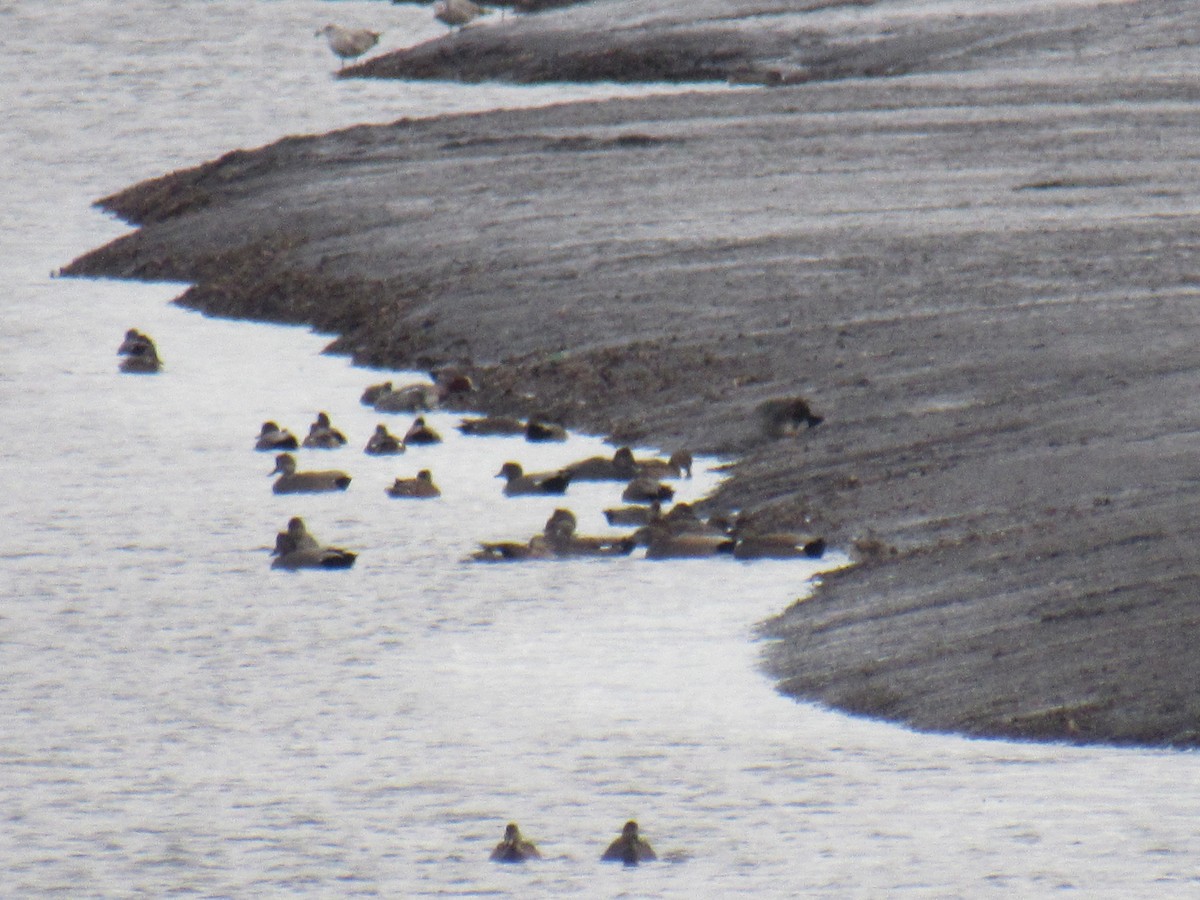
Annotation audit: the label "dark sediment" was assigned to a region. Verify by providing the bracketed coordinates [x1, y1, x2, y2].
[67, 0, 1200, 747]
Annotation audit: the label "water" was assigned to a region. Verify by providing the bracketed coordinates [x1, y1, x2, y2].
[3, 0, 1199, 895]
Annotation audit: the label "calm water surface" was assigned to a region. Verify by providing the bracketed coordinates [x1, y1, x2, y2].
[2, 0, 1199, 896]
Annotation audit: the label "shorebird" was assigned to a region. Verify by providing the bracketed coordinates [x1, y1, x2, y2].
[316, 24, 381, 70]
[434, 0, 487, 30]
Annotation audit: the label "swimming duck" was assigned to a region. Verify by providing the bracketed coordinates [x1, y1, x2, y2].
[270, 517, 357, 570]
[302, 411, 348, 449]
[367, 371, 475, 413]
[621, 477, 675, 504]
[757, 396, 824, 437]
[316, 23, 380, 70]
[385, 469, 440, 498]
[635, 516, 735, 559]
[603, 500, 662, 527]
[733, 532, 827, 560]
[632, 449, 693, 479]
[563, 446, 639, 482]
[457, 415, 526, 436]
[403, 416, 442, 445]
[255, 421, 299, 451]
[541, 508, 636, 557]
[524, 419, 567, 442]
[490, 822, 542, 863]
[364, 423, 405, 455]
[496, 462, 571, 497]
[117, 328, 161, 373]
[270, 453, 351, 494]
[600, 821, 656, 865]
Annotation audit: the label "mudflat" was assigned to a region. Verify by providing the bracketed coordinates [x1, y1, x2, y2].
[67, 0, 1200, 746]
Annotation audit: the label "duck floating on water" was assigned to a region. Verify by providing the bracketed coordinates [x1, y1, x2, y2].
[270, 517, 356, 570]
[601, 820, 656, 865]
[302, 411, 348, 449]
[364, 423, 405, 455]
[489, 822, 542, 863]
[270, 453, 351, 494]
[621, 477, 674, 504]
[255, 421, 299, 451]
[117, 328, 161, 373]
[457, 415, 526, 436]
[363, 370, 474, 413]
[496, 462, 571, 497]
[386, 469, 441, 499]
[403, 416, 442, 445]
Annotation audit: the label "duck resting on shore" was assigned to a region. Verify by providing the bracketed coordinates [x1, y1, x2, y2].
[270, 517, 357, 570]
[757, 395, 824, 437]
[363, 370, 475, 413]
[457, 414, 526, 436]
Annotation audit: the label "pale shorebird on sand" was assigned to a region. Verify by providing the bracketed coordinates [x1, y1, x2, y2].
[316, 23, 381, 70]
[435, 0, 487, 30]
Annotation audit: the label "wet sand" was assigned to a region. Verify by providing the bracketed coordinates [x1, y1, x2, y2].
[67, 0, 1200, 746]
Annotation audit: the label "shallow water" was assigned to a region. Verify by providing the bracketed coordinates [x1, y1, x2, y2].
[3, 0, 1200, 896]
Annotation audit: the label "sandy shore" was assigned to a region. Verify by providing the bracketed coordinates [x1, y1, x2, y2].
[67, 0, 1200, 746]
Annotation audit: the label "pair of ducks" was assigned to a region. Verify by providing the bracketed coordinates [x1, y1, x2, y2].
[458, 416, 567, 442]
[117, 328, 161, 373]
[269, 453, 441, 499]
[494, 446, 691, 500]
[473, 508, 634, 561]
[361, 370, 475, 414]
[257, 414, 348, 452]
[491, 820, 656, 866]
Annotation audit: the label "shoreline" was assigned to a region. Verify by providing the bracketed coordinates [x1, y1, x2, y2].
[66, 0, 1200, 747]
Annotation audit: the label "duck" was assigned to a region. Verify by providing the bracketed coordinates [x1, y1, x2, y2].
[367, 371, 475, 413]
[255, 421, 299, 451]
[364, 423, 405, 455]
[757, 396, 824, 437]
[635, 516, 735, 559]
[403, 416, 442, 445]
[270, 453, 351, 494]
[316, 23, 380, 70]
[496, 462, 571, 497]
[302, 411, 348, 449]
[621, 477, 674, 504]
[457, 415, 526, 437]
[563, 446, 638, 482]
[632, 449, 693, 479]
[385, 469, 440, 498]
[524, 419, 567, 442]
[435, 0, 487, 29]
[117, 328, 161, 373]
[600, 820, 656, 865]
[603, 501, 662, 528]
[489, 822, 542, 863]
[270, 517, 357, 570]
[541, 508, 636, 558]
[733, 532, 827, 560]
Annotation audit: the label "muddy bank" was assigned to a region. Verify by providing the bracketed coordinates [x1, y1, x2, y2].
[67, 0, 1200, 746]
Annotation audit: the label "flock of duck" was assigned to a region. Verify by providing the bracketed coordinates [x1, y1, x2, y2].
[118, 328, 827, 864]
[119, 328, 827, 570]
